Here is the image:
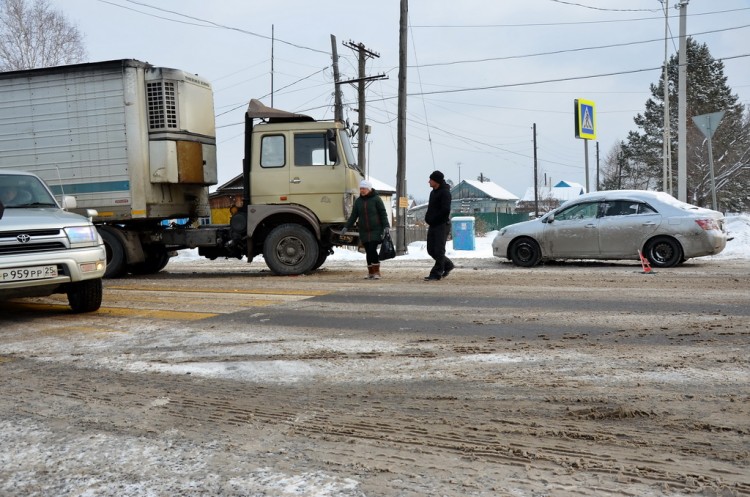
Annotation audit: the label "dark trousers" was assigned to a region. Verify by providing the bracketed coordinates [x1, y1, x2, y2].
[363, 240, 380, 265]
[426, 222, 454, 277]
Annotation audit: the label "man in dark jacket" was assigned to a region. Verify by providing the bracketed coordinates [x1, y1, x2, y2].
[424, 170, 455, 281]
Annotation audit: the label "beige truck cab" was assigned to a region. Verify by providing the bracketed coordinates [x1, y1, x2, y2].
[251, 119, 362, 223]
[164, 100, 365, 275]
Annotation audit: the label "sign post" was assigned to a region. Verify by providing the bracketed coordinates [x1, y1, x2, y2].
[692, 110, 724, 211]
[574, 99, 596, 192]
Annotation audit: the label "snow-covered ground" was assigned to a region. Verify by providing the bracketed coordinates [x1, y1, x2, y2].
[174, 214, 750, 262]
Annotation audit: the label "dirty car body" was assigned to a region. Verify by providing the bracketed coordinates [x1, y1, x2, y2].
[492, 190, 727, 268]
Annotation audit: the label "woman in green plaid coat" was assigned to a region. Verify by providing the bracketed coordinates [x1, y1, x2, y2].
[343, 180, 390, 279]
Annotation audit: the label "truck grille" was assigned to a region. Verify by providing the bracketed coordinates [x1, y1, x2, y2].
[147, 81, 178, 130]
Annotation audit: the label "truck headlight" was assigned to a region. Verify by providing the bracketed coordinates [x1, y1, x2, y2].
[65, 226, 98, 246]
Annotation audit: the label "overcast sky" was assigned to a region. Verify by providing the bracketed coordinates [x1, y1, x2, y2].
[49, 0, 750, 200]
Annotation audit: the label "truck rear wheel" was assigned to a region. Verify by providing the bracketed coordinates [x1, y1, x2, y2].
[129, 245, 171, 275]
[263, 224, 320, 275]
[98, 226, 126, 278]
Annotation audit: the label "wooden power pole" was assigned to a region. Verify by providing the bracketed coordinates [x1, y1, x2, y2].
[396, 0, 408, 255]
[330, 35, 343, 123]
[343, 40, 386, 178]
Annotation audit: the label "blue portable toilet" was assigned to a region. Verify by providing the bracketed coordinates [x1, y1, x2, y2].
[451, 216, 475, 250]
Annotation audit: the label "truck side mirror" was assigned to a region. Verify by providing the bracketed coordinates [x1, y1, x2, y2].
[0, 200, 4, 220]
[326, 129, 338, 164]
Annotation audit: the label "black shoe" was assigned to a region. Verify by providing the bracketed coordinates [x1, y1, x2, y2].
[424, 274, 441, 281]
[442, 266, 454, 278]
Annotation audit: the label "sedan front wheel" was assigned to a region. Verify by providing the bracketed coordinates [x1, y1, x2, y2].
[509, 238, 541, 267]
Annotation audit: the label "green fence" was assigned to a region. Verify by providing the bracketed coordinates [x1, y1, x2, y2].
[453, 212, 528, 235]
[404, 213, 528, 244]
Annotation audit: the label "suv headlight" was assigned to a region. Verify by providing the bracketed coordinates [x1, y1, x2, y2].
[65, 225, 99, 247]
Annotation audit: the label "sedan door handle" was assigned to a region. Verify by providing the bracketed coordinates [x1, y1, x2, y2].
[641, 221, 657, 226]
[585, 223, 597, 228]
[290, 177, 302, 184]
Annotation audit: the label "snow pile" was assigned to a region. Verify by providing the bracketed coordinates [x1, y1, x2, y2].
[719, 214, 750, 258]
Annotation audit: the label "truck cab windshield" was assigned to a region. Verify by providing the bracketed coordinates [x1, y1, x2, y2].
[339, 131, 361, 175]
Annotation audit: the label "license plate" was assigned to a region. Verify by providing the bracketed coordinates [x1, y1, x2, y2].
[1, 265, 58, 282]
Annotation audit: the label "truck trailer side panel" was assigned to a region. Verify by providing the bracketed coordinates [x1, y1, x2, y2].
[0, 62, 134, 216]
[0, 60, 216, 223]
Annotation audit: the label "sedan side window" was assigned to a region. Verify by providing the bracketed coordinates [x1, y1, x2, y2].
[603, 201, 658, 216]
[555, 202, 599, 221]
[638, 203, 657, 214]
[603, 201, 637, 217]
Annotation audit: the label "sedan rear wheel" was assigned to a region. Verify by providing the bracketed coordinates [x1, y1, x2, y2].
[644, 236, 683, 268]
[509, 238, 541, 267]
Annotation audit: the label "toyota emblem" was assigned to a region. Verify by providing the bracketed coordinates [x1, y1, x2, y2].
[16, 234, 31, 243]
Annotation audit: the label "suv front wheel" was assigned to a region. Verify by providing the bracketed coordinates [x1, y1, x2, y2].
[67, 279, 103, 313]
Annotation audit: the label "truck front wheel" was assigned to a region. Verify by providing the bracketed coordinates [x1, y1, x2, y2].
[263, 224, 320, 275]
[98, 226, 126, 278]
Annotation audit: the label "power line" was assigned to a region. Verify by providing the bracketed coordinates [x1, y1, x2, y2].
[411, 8, 750, 28]
[98, 0, 329, 55]
[374, 53, 750, 100]
[408, 19, 436, 170]
[414, 23, 750, 69]
[215, 66, 330, 117]
[548, 0, 660, 13]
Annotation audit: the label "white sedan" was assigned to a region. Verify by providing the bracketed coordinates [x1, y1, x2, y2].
[493, 190, 727, 268]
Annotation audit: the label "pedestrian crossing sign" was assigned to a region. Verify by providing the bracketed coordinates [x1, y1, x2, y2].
[574, 99, 596, 140]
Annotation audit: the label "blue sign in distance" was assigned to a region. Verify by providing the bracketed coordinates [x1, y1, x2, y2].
[575, 99, 596, 140]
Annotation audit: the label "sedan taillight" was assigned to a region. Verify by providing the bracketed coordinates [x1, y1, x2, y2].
[695, 218, 721, 231]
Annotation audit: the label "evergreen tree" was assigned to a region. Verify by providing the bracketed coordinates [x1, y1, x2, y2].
[621, 37, 749, 211]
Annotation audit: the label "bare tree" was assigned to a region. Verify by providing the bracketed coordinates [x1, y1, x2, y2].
[0, 0, 85, 71]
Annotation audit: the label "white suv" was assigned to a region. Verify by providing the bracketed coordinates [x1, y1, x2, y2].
[0, 170, 106, 313]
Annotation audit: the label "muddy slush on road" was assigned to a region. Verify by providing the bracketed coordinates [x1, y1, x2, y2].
[1, 256, 748, 497]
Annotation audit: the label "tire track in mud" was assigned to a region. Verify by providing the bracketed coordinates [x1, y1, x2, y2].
[3, 355, 748, 496]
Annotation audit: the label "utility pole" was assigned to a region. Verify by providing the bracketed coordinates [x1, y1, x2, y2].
[677, 1, 689, 202]
[396, 0, 408, 255]
[270, 25, 274, 107]
[595, 141, 600, 192]
[343, 41, 386, 178]
[457, 162, 462, 199]
[533, 123, 539, 217]
[661, 1, 672, 194]
[330, 35, 343, 122]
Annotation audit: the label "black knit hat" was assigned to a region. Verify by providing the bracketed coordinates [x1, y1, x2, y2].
[429, 170, 444, 182]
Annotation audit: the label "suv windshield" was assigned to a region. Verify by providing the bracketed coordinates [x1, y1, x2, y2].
[0, 174, 57, 208]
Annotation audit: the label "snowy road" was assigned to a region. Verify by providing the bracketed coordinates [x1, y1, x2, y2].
[1, 257, 749, 497]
